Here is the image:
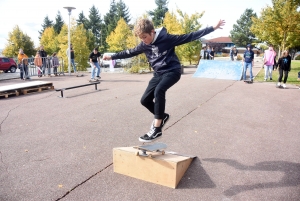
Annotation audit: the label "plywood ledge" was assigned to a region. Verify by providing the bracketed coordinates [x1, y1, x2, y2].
[113, 146, 196, 188]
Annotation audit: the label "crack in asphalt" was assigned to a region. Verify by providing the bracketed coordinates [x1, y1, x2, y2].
[164, 81, 236, 131]
[56, 163, 113, 201]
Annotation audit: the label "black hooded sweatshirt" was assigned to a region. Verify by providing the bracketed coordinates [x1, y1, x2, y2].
[111, 26, 214, 74]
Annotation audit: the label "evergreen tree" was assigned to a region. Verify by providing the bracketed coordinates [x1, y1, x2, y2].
[87, 5, 103, 47]
[116, 0, 131, 24]
[39, 16, 53, 39]
[77, 11, 89, 30]
[230, 9, 257, 47]
[104, 0, 118, 35]
[53, 11, 64, 34]
[148, 0, 169, 27]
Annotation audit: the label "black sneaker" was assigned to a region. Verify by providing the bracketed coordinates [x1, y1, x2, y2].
[161, 113, 170, 128]
[96, 76, 101, 79]
[270, 78, 273, 80]
[150, 113, 170, 129]
[139, 127, 162, 142]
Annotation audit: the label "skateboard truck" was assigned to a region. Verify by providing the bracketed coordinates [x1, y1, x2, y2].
[133, 142, 167, 158]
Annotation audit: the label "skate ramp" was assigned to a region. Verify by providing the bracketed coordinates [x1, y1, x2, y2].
[193, 60, 243, 81]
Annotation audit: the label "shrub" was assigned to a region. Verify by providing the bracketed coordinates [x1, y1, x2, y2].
[295, 55, 300, 60]
[222, 53, 229, 57]
[237, 55, 243, 61]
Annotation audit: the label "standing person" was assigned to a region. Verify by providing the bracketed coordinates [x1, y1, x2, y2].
[52, 53, 60, 76]
[206, 46, 211, 60]
[17, 49, 29, 80]
[34, 52, 43, 77]
[66, 44, 77, 73]
[38, 45, 47, 76]
[197, 46, 206, 65]
[233, 46, 238, 60]
[230, 46, 234, 61]
[89, 47, 101, 82]
[243, 44, 254, 82]
[209, 47, 215, 60]
[263, 44, 276, 81]
[103, 18, 225, 142]
[277, 50, 291, 88]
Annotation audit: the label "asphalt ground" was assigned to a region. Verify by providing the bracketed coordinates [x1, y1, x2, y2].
[0, 59, 300, 201]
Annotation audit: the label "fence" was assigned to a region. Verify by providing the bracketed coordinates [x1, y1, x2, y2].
[19, 57, 65, 79]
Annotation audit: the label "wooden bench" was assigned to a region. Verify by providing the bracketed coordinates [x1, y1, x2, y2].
[56, 82, 100, 97]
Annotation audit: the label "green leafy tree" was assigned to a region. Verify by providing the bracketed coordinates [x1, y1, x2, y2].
[251, 0, 300, 53]
[230, 8, 257, 47]
[87, 5, 103, 46]
[178, 9, 203, 64]
[116, 0, 131, 23]
[148, 0, 169, 27]
[57, 24, 69, 71]
[2, 25, 35, 58]
[40, 27, 59, 54]
[106, 18, 133, 52]
[53, 11, 64, 34]
[39, 16, 53, 39]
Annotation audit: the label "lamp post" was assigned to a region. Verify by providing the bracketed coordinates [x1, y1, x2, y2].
[63, 6, 76, 76]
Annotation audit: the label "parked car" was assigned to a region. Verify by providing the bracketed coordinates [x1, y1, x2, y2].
[0, 57, 17, 73]
[101, 52, 121, 67]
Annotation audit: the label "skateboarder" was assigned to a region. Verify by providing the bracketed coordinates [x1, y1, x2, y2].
[103, 18, 225, 142]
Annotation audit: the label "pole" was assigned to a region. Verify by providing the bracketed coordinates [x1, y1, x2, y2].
[68, 11, 71, 76]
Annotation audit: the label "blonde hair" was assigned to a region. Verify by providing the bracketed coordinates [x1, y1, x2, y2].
[134, 18, 154, 36]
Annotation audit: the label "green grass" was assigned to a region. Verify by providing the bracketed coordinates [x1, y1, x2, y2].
[255, 60, 300, 85]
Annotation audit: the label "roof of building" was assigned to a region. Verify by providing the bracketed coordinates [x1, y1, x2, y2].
[206, 37, 233, 43]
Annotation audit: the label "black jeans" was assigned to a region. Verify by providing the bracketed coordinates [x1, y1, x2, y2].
[278, 69, 289, 83]
[19, 64, 28, 79]
[140, 69, 181, 119]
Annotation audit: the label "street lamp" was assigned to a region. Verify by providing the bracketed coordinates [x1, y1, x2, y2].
[63, 6, 76, 76]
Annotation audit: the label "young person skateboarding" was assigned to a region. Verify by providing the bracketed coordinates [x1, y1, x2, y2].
[103, 18, 225, 142]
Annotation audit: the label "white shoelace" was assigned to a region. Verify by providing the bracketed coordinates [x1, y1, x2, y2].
[147, 127, 156, 137]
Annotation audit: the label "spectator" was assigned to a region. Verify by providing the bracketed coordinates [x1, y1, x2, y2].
[233, 46, 238, 60]
[38, 45, 47, 76]
[66, 44, 77, 73]
[230, 46, 234, 61]
[263, 44, 276, 81]
[243, 44, 254, 82]
[277, 50, 291, 88]
[17, 49, 29, 80]
[52, 53, 59, 76]
[209, 47, 215, 60]
[89, 47, 101, 82]
[34, 52, 42, 77]
[206, 46, 211, 60]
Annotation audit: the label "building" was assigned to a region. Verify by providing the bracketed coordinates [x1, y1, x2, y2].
[202, 37, 234, 48]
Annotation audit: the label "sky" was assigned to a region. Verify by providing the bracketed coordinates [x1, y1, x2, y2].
[0, 0, 273, 49]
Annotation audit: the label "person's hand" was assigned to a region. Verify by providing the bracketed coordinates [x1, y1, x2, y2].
[214, 20, 226, 30]
[103, 55, 112, 60]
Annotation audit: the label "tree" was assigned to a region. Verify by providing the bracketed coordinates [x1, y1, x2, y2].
[251, 0, 300, 53]
[106, 18, 133, 52]
[148, 0, 169, 27]
[2, 25, 35, 58]
[230, 9, 257, 47]
[70, 24, 90, 71]
[77, 11, 89, 30]
[40, 27, 59, 54]
[57, 24, 69, 71]
[39, 16, 53, 39]
[116, 0, 131, 24]
[104, 0, 118, 37]
[87, 5, 103, 47]
[53, 11, 64, 34]
[178, 9, 203, 64]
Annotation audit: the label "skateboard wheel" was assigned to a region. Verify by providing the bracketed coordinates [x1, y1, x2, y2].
[148, 154, 152, 158]
[162, 150, 165, 155]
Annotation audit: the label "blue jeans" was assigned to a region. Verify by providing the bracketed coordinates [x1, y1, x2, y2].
[91, 62, 100, 79]
[71, 59, 76, 72]
[243, 62, 253, 80]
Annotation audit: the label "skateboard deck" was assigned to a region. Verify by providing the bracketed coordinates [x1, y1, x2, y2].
[133, 142, 167, 158]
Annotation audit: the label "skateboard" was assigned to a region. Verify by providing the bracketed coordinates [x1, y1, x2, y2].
[133, 142, 167, 158]
[244, 80, 253, 84]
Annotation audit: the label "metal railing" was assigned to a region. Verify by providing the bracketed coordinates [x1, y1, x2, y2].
[19, 57, 65, 79]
